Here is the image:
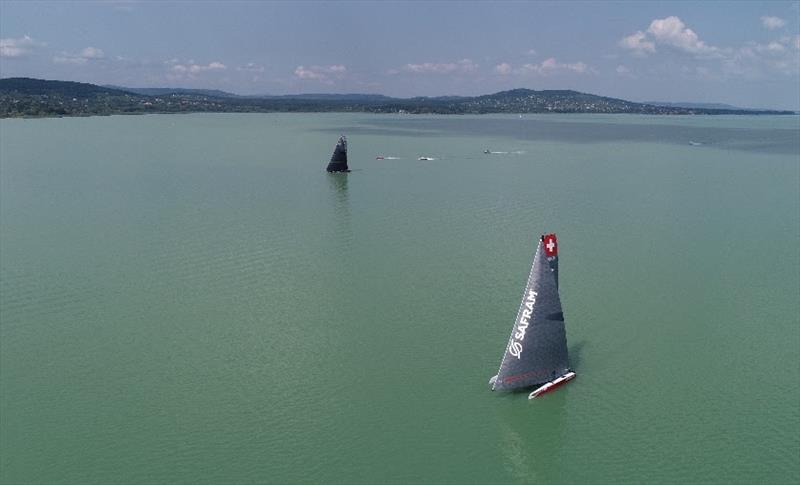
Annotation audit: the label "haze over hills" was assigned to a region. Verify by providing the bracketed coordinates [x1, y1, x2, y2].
[0, 78, 795, 118]
[105, 86, 241, 98]
[108, 86, 410, 102]
[642, 101, 764, 111]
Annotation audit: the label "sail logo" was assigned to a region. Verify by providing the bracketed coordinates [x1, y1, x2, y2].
[543, 233, 558, 257]
[509, 290, 537, 359]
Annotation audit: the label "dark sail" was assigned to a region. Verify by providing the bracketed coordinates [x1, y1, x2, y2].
[491, 233, 570, 391]
[326, 136, 349, 172]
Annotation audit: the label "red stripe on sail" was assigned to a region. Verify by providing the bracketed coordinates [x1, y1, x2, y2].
[504, 369, 549, 383]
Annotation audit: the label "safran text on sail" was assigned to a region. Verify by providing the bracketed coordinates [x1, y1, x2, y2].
[509, 290, 537, 359]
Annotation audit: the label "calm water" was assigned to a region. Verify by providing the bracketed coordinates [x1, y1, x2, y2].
[1, 113, 798, 483]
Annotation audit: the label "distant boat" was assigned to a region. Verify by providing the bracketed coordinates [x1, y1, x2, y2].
[326, 136, 349, 172]
[418, 156, 435, 161]
[689, 141, 703, 146]
[489, 233, 575, 399]
[375, 155, 385, 160]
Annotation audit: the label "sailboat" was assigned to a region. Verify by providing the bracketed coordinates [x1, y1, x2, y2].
[489, 233, 575, 399]
[326, 135, 349, 173]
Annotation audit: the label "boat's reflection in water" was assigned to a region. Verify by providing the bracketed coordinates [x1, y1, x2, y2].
[326, 172, 352, 245]
[497, 342, 583, 481]
[497, 394, 568, 482]
[327, 171, 349, 208]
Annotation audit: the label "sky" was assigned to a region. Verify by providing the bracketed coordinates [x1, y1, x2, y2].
[1, 1, 799, 109]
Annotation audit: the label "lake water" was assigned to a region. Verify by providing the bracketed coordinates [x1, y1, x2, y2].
[1, 113, 798, 483]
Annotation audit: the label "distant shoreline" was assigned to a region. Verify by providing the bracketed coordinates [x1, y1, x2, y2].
[3, 111, 799, 121]
[1, 77, 796, 118]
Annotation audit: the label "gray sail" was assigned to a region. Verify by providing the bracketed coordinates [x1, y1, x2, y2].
[326, 135, 349, 172]
[491, 233, 570, 391]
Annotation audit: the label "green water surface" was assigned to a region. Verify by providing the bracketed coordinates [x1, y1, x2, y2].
[1, 113, 798, 483]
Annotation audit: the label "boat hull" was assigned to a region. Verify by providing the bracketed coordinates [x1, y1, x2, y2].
[326, 163, 349, 173]
[528, 371, 575, 399]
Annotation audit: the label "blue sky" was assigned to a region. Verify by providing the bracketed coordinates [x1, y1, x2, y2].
[1, 1, 798, 109]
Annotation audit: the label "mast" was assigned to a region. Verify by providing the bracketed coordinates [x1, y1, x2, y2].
[491, 233, 570, 392]
[326, 136, 349, 172]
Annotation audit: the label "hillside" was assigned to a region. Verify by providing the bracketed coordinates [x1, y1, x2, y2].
[105, 86, 240, 98]
[0, 77, 793, 118]
[1, 78, 124, 97]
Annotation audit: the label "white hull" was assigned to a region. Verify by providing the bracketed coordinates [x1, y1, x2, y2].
[528, 371, 575, 399]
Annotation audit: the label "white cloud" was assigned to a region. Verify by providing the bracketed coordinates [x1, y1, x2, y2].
[0, 35, 44, 58]
[713, 45, 790, 80]
[646, 16, 722, 58]
[621, 17, 724, 59]
[204, 61, 226, 71]
[53, 46, 106, 64]
[732, 36, 800, 76]
[764, 42, 785, 53]
[401, 59, 478, 74]
[494, 62, 512, 75]
[571, 63, 588, 73]
[620, 16, 799, 79]
[615, 64, 639, 79]
[294, 66, 324, 80]
[761, 16, 786, 30]
[520, 57, 590, 75]
[167, 60, 227, 79]
[80, 46, 105, 59]
[619, 31, 656, 56]
[293, 64, 348, 83]
[237, 62, 265, 73]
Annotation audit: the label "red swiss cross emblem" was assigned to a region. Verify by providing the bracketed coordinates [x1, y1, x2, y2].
[542, 233, 558, 257]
